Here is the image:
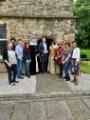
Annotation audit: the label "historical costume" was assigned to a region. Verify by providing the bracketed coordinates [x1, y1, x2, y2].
[48, 42, 57, 74]
[29, 36, 37, 75]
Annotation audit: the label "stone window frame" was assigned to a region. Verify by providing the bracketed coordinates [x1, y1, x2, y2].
[0, 21, 7, 41]
[0, 22, 7, 60]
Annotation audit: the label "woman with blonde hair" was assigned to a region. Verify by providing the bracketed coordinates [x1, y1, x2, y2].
[48, 40, 58, 74]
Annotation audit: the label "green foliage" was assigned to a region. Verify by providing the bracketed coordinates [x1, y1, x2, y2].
[73, 0, 90, 48]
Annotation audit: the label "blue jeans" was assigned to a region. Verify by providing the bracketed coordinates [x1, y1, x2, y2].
[25, 60, 31, 76]
[17, 58, 23, 77]
[40, 54, 48, 73]
[63, 61, 70, 81]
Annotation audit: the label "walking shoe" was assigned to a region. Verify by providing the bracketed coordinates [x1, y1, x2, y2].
[18, 76, 24, 79]
[14, 81, 19, 83]
[10, 83, 15, 86]
[75, 79, 79, 86]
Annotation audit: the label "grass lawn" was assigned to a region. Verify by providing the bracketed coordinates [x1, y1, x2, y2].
[80, 61, 90, 74]
[80, 49, 90, 59]
[80, 49, 90, 74]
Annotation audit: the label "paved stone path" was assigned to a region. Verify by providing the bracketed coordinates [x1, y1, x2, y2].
[0, 74, 36, 95]
[0, 73, 90, 120]
[0, 73, 90, 96]
[0, 96, 90, 120]
[36, 73, 90, 96]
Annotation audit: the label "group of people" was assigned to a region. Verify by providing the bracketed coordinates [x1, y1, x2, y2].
[3, 36, 80, 86]
[48, 40, 80, 86]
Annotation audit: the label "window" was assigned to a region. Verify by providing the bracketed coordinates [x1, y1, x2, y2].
[0, 24, 7, 60]
[0, 41, 7, 61]
[0, 0, 5, 1]
[0, 24, 7, 39]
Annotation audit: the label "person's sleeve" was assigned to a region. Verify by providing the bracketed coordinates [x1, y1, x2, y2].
[15, 46, 19, 57]
[76, 48, 80, 62]
[15, 46, 18, 54]
[38, 43, 42, 53]
[3, 50, 7, 61]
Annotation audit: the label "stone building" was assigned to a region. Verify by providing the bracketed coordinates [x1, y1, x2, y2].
[0, 0, 76, 53]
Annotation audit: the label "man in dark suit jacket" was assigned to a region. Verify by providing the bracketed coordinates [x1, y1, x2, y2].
[38, 37, 48, 73]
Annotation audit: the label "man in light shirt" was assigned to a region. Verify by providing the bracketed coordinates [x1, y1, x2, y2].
[15, 39, 24, 79]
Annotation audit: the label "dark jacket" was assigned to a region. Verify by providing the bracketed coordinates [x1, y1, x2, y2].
[38, 42, 48, 55]
[3, 49, 9, 68]
[23, 47, 31, 60]
[3, 49, 8, 61]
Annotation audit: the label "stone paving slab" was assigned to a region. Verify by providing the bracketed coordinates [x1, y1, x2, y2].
[0, 103, 14, 120]
[45, 100, 72, 120]
[36, 73, 72, 95]
[0, 73, 90, 97]
[30, 102, 46, 120]
[0, 97, 90, 120]
[65, 74, 90, 94]
[36, 73, 90, 96]
[0, 74, 36, 96]
[67, 99, 90, 120]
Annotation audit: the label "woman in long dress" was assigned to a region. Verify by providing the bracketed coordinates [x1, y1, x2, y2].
[48, 41, 58, 74]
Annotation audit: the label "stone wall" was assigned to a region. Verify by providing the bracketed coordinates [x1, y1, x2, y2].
[0, 18, 75, 41]
[0, 0, 75, 41]
[1, 0, 74, 17]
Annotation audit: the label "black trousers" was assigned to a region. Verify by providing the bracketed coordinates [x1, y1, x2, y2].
[37, 56, 41, 73]
[6, 64, 17, 84]
[59, 64, 63, 77]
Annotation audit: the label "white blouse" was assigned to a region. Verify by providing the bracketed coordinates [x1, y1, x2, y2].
[8, 50, 17, 65]
[72, 47, 80, 62]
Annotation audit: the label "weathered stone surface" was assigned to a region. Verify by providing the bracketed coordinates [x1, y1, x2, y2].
[0, 63, 6, 73]
[83, 99, 90, 109]
[0, 97, 90, 120]
[46, 100, 72, 120]
[1, 0, 74, 17]
[68, 100, 90, 120]
[0, 0, 75, 41]
[30, 102, 46, 120]
[0, 74, 36, 95]
[36, 73, 71, 95]
[0, 103, 14, 120]
[12, 103, 30, 120]
[0, 18, 75, 41]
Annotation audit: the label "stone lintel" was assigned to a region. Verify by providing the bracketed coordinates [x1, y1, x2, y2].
[0, 14, 77, 20]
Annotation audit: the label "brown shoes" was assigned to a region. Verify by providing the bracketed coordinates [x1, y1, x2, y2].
[71, 76, 79, 85]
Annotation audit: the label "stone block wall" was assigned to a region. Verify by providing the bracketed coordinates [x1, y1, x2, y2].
[1, 18, 75, 41]
[1, 0, 74, 17]
[0, 0, 75, 41]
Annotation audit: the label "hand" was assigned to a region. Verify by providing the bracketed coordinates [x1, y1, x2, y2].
[75, 61, 80, 66]
[62, 61, 65, 64]
[8, 63, 11, 67]
[37, 54, 39, 57]
[44, 50, 48, 54]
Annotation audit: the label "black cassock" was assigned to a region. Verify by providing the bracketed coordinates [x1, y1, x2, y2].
[30, 45, 37, 75]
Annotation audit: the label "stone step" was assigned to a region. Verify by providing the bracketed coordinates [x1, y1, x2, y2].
[0, 93, 90, 102]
